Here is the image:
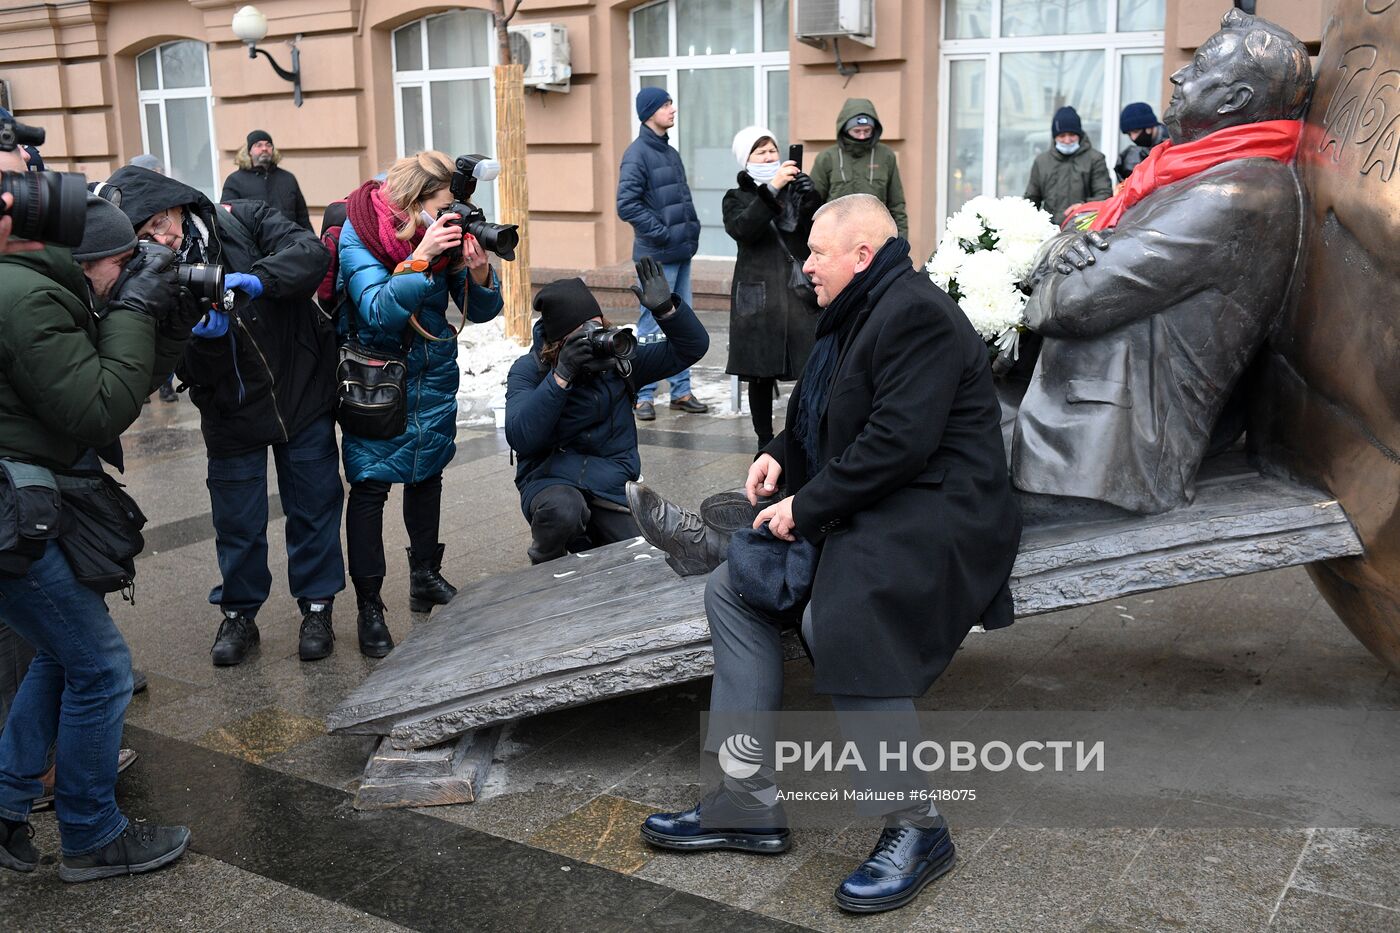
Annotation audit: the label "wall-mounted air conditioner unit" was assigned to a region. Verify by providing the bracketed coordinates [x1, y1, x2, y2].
[507, 23, 572, 93]
[794, 0, 876, 48]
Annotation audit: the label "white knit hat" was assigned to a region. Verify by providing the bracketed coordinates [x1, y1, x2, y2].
[730, 126, 778, 170]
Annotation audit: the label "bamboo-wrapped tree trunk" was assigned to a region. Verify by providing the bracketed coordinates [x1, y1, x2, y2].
[493, 63, 531, 344]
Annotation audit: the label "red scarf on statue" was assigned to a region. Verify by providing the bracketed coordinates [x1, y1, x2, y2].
[1063, 119, 1304, 231]
[345, 179, 425, 269]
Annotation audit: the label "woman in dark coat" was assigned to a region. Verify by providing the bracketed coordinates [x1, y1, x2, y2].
[722, 127, 823, 449]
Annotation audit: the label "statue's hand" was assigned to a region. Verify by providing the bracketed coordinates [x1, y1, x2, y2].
[1052, 231, 1112, 275]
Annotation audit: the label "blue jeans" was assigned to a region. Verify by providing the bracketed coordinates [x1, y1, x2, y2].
[0, 542, 132, 855]
[636, 259, 693, 403]
[207, 413, 345, 615]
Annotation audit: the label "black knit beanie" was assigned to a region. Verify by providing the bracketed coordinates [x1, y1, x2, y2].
[535, 278, 602, 342]
[246, 129, 273, 149]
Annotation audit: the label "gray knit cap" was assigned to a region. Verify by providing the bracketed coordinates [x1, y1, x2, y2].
[73, 194, 138, 262]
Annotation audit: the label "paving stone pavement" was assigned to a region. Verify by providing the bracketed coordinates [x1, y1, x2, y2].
[4, 310, 1400, 931]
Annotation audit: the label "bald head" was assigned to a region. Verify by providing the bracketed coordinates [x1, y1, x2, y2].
[804, 194, 899, 307]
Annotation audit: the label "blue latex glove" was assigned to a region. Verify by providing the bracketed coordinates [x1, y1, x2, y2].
[223, 272, 264, 299]
[191, 309, 229, 339]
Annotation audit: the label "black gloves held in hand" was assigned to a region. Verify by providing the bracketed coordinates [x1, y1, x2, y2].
[109, 242, 181, 322]
[554, 332, 595, 386]
[790, 171, 815, 196]
[630, 257, 673, 315]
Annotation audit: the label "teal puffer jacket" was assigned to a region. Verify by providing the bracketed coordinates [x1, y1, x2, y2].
[337, 217, 503, 485]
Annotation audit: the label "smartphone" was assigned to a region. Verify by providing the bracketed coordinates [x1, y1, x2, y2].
[788, 144, 804, 170]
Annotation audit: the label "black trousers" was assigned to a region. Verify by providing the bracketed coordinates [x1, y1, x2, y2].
[527, 485, 641, 564]
[347, 473, 443, 579]
[748, 378, 776, 445]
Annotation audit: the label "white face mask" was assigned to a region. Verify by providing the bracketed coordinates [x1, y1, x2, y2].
[746, 161, 780, 183]
[1055, 140, 1080, 156]
[420, 209, 436, 227]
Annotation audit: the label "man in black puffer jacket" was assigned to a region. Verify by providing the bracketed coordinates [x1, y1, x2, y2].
[106, 166, 345, 668]
[616, 87, 709, 420]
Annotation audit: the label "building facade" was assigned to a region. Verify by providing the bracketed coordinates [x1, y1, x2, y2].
[0, 0, 1327, 270]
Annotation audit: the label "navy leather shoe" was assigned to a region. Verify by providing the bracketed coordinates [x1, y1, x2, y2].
[834, 821, 956, 913]
[641, 785, 790, 854]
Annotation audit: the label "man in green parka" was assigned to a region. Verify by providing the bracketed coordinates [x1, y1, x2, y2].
[1024, 106, 1113, 226]
[809, 99, 908, 239]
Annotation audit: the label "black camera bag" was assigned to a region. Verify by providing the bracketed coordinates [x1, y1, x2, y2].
[53, 470, 146, 597]
[335, 295, 413, 440]
[0, 460, 63, 578]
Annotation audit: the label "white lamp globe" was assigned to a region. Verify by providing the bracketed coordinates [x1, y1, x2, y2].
[232, 5, 269, 44]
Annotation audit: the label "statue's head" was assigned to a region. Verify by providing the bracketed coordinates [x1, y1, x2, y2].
[1164, 9, 1313, 143]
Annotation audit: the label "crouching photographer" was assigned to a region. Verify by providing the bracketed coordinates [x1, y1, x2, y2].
[105, 165, 345, 667]
[0, 183, 203, 881]
[505, 259, 709, 563]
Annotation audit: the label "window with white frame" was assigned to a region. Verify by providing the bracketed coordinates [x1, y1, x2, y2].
[939, 0, 1165, 225]
[392, 10, 497, 216]
[136, 41, 219, 201]
[630, 0, 790, 258]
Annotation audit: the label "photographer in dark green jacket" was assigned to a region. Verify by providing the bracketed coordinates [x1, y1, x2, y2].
[0, 182, 201, 882]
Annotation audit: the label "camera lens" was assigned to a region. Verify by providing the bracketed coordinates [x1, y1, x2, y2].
[464, 217, 520, 261]
[0, 170, 88, 247]
[174, 263, 225, 306]
[586, 325, 637, 361]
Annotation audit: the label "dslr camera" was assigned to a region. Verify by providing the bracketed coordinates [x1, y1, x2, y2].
[126, 241, 225, 308]
[577, 321, 637, 379]
[1, 116, 88, 248]
[437, 154, 520, 261]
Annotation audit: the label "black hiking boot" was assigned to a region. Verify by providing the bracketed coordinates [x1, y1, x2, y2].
[407, 544, 456, 613]
[298, 602, 334, 661]
[210, 611, 259, 667]
[353, 576, 394, 658]
[58, 821, 190, 883]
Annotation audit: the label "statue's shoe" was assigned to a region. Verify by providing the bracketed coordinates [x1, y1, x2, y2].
[626, 481, 730, 576]
[641, 785, 790, 854]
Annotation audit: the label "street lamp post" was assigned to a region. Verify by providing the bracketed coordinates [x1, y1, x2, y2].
[232, 5, 303, 107]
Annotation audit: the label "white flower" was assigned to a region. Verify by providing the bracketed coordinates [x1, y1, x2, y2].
[931, 195, 1059, 343]
[945, 207, 986, 245]
[954, 250, 1025, 340]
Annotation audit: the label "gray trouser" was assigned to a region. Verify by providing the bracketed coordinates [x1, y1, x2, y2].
[703, 561, 929, 816]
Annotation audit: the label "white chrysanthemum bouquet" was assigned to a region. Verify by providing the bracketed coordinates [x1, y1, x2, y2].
[927, 196, 1060, 361]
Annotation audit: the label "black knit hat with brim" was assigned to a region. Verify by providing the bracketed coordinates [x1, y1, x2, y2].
[535, 277, 602, 342]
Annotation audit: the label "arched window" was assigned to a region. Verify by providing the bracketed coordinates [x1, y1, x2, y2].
[392, 10, 497, 215]
[136, 41, 219, 201]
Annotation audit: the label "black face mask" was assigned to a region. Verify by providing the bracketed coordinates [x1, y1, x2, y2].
[1131, 129, 1156, 148]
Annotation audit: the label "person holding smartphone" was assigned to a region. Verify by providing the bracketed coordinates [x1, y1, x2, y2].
[722, 128, 823, 450]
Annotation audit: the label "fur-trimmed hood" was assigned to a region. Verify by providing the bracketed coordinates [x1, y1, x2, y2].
[235, 143, 284, 171]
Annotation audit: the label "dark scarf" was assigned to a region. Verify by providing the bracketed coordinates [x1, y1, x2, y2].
[792, 236, 911, 476]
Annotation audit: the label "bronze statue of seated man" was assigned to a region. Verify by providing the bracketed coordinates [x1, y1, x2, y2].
[1009, 9, 1314, 514]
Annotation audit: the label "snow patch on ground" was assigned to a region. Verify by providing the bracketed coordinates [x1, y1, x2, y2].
[454, 321, 749, 426]
[456, 317, 528, 426]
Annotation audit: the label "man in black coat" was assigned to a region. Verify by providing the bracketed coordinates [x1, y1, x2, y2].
[220, 130, 312, 231]
[638, 195, 1021, 915]
[107, 166, 345, 667]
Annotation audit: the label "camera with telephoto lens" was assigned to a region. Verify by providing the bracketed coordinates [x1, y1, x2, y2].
[437, 154, 520, 261]
[580, 320, 636, 361]
[0, 117, 87, 248]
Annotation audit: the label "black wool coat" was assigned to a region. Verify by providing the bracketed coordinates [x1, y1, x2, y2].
[722, 173, 822, 380]
[766, 262, 1022, 697]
